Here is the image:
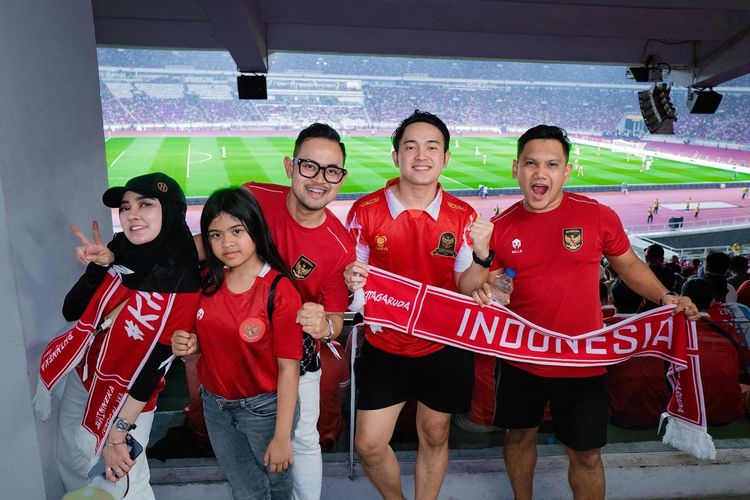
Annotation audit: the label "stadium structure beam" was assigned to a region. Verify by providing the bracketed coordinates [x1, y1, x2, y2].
[674, 24, 750, 88]
[93, 0, 223, 50]
[199, 0, 267, 73]
[92, 0, 750, 84]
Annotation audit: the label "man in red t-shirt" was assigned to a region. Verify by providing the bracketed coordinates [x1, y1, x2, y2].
[344, 111, 493, 499]
[463, 125, 700, 500]
[243, 125, 355, 500]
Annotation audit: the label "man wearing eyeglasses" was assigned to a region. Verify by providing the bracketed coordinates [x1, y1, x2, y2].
[242, 123, 355, 500]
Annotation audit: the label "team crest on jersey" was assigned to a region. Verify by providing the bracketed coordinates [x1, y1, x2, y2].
[292, 255, 316, 280]
[375, 235, 388, 251]
[563, 228, 583, 252]
[446, 201, 467, 211]
[432, 232, 457, 257]
[239, 317, 265, 343]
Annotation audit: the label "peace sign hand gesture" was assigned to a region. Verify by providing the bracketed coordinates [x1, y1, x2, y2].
[70, 221, 114, 267]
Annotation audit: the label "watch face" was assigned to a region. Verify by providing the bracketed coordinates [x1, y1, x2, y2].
[114, 418, 131, 431]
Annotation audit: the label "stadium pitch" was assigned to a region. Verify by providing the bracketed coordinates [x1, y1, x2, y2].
[105, 136, 750, 197]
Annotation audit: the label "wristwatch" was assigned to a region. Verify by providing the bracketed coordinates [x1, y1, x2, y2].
[113, 416, 137, 432]
[472, 249, 494, 268]
[323, 318, 335, 344]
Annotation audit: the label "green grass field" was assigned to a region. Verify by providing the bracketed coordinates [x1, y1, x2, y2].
[105, 136, 750, 197]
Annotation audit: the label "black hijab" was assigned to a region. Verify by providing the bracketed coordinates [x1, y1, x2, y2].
[103, 172, 201, 293]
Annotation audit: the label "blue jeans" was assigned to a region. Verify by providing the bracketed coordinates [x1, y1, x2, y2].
[202, 387, 296, 500]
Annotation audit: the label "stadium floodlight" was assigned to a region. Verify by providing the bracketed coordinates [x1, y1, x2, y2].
[237, 74, 267, 100]
[637, 83, 676, 135]
[687, 88, 723, 114]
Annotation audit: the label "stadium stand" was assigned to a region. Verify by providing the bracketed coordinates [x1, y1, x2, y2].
[97, 49, 750, 145]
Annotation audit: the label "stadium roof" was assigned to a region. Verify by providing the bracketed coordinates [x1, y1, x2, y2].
[92, 0, 750, 88]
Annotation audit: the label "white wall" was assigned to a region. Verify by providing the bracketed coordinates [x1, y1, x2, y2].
[0, 1, 110, 498]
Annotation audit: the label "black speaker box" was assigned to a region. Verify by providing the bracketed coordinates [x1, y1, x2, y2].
[237, 75, 267, 100]
[687, 90, 722, 114]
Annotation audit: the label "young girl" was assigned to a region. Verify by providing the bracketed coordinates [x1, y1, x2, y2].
[172, 188, 302, 499]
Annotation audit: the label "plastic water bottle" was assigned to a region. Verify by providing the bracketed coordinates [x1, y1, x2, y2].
[492, 268, 516, 305]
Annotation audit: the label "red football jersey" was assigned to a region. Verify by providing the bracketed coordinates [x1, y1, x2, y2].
[605, 315, 670, 429]
[696, 318, 744, 425]
[490, 192, 630, 377]
[347, 178, 475, 357]
[196, 266, 302, 400]
[245, 182, 354, 313]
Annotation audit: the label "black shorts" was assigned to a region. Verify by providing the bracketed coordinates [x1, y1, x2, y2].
[494, 360, 608, 451]
[354, 340, 474, 414]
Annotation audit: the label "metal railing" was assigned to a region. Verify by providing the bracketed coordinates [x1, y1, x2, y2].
[626, 214, 750, 235]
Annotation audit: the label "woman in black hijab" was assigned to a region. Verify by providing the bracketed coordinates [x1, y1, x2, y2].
[35, 172, 200, 499]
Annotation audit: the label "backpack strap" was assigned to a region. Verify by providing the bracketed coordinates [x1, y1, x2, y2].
[266, 274, 288, 323]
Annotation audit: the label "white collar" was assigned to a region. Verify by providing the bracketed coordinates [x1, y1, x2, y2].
[259, 262, 271, 277]
[385, 186, 442, 221]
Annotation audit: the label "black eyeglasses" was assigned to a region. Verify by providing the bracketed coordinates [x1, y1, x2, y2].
[294, 158, 347, 184]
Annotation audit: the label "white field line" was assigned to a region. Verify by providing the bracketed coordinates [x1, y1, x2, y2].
[186, 142, 192, 178]
[109, 149, 126, 168]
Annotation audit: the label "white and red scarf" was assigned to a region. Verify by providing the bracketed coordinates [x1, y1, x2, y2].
[33, 269, 176, 458]
[357, 266, 716, 460]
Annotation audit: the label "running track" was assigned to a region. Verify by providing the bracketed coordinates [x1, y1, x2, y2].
[176, 185, 750, 236]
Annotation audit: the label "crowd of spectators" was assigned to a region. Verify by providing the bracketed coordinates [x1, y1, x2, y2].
[96, 49, 750, 144]
[98, 49, 750, 87]
[599, 248, 750, 429]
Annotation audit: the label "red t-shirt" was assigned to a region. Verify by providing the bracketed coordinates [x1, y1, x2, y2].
[196, 266, 302, 400]
[696, 316, 745, 425]
[77, 289, 200, 412]
[490, 192, 630, 377]
[347, 178, 476, 357]
[604, 315, 670, 429]
[245, 182, 354, 312]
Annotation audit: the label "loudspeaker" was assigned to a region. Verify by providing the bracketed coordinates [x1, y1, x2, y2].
[237, 75, 267, 100]
[687, 90, 722, 114]
[628, 67, 662, 82]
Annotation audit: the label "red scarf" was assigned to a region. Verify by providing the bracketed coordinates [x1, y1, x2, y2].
[359, 266, 716, 459]
[34, 269, 177, 457]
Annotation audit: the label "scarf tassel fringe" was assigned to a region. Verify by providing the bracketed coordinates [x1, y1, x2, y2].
[660, 413, 716, 460]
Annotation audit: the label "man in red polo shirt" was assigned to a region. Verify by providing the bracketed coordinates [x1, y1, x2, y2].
[344, 111, 493, 499]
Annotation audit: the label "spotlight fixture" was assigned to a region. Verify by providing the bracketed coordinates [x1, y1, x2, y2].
[638, 82, 676, 134]
[687, 88, 723, 114]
